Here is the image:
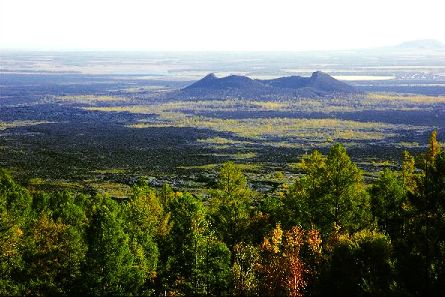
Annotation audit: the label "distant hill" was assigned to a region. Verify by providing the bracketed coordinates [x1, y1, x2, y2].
[395, 39, 445, 50]
[177, 71, 358, 100]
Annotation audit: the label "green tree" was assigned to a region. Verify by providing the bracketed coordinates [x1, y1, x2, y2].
[210, 162, 253, 247]
[159, 192, 231, 295]
[319, 230, 394, 297]
[284, 144, 371, 236]
[124, 182, 165, 294]
[82, 195, 140, 296]
[370, 169, 407, 238]
[23, 213, 87, 296]
[202, 236, 231, 295]
[0, 169, 32, 295]
[0, 169, 32, 225]
[400, 131, 445, 295]
[402, 150, 417, 193]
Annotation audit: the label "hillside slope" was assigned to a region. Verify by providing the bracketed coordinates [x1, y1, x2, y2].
[177, 71, 358, 99]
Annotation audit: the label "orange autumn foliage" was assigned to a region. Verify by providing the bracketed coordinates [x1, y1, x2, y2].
[259, 224, 322, 297]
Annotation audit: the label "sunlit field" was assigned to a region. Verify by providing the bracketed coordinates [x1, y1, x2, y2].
[0, 51, 444, 194]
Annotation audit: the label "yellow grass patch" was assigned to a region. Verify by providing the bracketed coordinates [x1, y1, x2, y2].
[0, 121, 53, 130]
[367, 93, 445, 103]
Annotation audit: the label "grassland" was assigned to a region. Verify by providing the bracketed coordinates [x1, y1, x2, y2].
[130, 117, 399, 141]
[82, 94, 436, 151]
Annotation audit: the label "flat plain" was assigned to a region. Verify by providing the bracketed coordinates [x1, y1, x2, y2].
[1, 49, 444, 195]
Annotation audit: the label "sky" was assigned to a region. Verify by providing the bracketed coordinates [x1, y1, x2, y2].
[1, 0, 444, 51]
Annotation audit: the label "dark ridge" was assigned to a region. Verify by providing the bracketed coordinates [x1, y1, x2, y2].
[185, 73, 217, 88]
[184, 74, 267, 91]
[262, 75, 308, 89]
[306, 71, 357, 93]
[177, 71, 359, 100]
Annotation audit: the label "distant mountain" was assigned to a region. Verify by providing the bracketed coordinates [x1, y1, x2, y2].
[266, 71, 357, 93]
[177, 71, 358, 99]
[395, 39, 445, 49]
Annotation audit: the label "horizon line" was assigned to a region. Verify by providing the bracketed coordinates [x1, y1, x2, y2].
[2, 39, 445, 54]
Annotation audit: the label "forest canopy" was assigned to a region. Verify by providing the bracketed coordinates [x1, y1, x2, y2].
[1, 131, 444, 296]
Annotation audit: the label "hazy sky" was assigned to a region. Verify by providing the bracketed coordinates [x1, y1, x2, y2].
[1, 0, 444, 51]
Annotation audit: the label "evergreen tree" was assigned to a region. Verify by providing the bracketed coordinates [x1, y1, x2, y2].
[284, 144, 371, 236]
[319, 230, 394, 297]
[159, 192, 231, 295]
[82, 196, 140, 296]
[401, 131, 445, 295]
[370, 169, 407, 238]
[210, 162, 253, 247]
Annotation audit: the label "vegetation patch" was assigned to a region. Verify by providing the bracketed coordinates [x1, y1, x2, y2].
[0, 120, 54, 130]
